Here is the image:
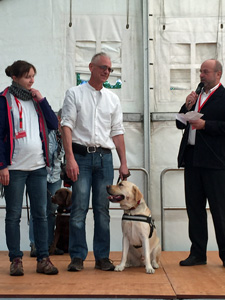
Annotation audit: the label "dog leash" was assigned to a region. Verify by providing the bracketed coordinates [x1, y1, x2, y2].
[47, 189, 53, 197]
[25, 189, 30, 225]
[117, 171, 131, 184]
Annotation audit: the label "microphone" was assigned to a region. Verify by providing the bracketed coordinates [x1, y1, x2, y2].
[195, 82, 204, 95]
[187, 82, 204, 107]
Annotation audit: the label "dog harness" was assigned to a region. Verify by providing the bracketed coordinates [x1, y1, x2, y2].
[122, 214, 155, 240]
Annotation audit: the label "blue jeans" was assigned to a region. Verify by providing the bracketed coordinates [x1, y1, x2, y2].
[69, 152, 114, 261]
[29, 179, 62, 247]
[4, 167, 49, 261]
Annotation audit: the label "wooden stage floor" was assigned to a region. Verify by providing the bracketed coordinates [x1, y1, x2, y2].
[0, 251, 224, 299]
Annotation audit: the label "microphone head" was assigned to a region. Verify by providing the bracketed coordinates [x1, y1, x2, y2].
[195, 82, 204, 95]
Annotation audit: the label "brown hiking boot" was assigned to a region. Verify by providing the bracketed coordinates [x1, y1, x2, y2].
[10, 257, 24, 276]
[36, 257, 58, 275]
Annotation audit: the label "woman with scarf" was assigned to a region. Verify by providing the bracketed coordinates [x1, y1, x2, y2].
[0, 60, 59, 276]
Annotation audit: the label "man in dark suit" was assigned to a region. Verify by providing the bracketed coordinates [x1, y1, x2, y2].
[176, 59, 225, 267]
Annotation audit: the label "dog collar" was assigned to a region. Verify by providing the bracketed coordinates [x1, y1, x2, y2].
[56, 212, 70, 216]
[130, 200, 141, 210]
[122, 214, 155, 238]
[57, 206, 71, 214]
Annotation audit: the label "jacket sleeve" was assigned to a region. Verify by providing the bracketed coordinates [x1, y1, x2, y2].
[39, 98, 58, 130]
[204, 120, 225, 136]
[0, 96, 9, 169]
[176, 103, 189, 130]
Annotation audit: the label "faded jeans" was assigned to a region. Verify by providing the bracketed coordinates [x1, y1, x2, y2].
[29, 179, 62, 247]
[4, 167, 49, 261]
[69, 152, 114, 261]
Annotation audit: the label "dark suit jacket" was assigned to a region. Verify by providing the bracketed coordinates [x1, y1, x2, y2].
[176, 84, 225, 169]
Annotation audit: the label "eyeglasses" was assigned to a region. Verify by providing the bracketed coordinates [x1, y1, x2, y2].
[94, 64, 114, 73]
[199, 70, 217, 75]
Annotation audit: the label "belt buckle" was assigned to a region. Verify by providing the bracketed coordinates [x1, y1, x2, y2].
[87, 146, 96, 153]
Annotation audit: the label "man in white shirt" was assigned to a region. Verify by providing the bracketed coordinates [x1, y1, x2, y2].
[61, 52, 129, 271]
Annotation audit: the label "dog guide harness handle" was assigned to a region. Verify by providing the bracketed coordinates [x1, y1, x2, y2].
[117, 171, 131, 184]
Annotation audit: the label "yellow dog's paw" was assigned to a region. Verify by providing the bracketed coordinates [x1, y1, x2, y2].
[146, 266, 155, 274]
[115, 264, 125, 272]
[152, 260, 159, 269]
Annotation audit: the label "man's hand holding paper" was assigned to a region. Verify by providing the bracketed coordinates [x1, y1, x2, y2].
[176, 111, 204, 126]
[189, 118, 205, 130]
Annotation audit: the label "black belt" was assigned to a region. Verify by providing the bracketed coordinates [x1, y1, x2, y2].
[72, 143, 111, 156]
[186, 144, 195, 151]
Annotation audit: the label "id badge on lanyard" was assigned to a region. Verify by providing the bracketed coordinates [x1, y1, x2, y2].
[15, 97, 27, 139]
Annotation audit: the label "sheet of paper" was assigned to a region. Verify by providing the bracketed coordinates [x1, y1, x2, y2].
[176, 111, 204, 125]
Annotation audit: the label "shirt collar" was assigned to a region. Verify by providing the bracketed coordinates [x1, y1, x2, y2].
[87, 82, 104, 93]
[203, 82, 220, 95]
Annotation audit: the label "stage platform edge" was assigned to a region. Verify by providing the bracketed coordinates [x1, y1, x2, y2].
[0, 251, 224, 299]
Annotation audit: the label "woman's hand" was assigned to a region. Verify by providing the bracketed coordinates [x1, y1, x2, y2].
[0, 168, 9, 185]
[30, 88, 43, 102]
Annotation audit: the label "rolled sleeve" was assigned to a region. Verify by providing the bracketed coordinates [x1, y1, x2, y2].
[110, 102, 125, 137]
[61, 88, 77, 130]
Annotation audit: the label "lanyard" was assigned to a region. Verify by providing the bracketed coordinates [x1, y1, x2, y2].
[198, 83, 221, 112]
[14, 97, 23, 129]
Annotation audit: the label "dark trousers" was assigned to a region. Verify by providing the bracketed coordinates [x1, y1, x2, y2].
[184, 146, 225, 262]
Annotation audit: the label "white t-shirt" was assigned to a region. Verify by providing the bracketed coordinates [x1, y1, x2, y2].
[8, 95, 45, 171]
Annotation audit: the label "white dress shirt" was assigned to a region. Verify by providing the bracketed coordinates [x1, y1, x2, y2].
[188, 83, 220, 145]
[61, 82, 125, 149]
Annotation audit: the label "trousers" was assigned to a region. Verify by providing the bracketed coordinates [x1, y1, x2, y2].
[4, 167, 49, 261]
[69, 151, 114, 261]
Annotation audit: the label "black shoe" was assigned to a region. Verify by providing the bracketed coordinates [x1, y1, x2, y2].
[179, 255, 206, 266]
[67, 257, 83, 271]
[53, 248, 64, 255]
[95, 258, 115, 271]
[30, 244, 37, 257]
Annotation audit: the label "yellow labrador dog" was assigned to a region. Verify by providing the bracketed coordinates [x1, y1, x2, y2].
[107, 181, 161, 274]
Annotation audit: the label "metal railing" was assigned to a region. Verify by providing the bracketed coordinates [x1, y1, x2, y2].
[160, 167, 212, 251]
[0, 167, 150, 210]
[160, 168, 184, 250]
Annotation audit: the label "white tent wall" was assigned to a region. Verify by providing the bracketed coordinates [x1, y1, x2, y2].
[0, 0, 145, 251]
[0, 0, 223, 254]
[150, 0, 225, 251]
[0, 0, 144, 112]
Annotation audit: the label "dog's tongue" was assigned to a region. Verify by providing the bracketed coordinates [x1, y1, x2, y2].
[108, 195, 124, 202]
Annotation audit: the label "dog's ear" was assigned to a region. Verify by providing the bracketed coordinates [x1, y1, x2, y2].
[65, 190, 72, 206]
[132, 185, 143, 203]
